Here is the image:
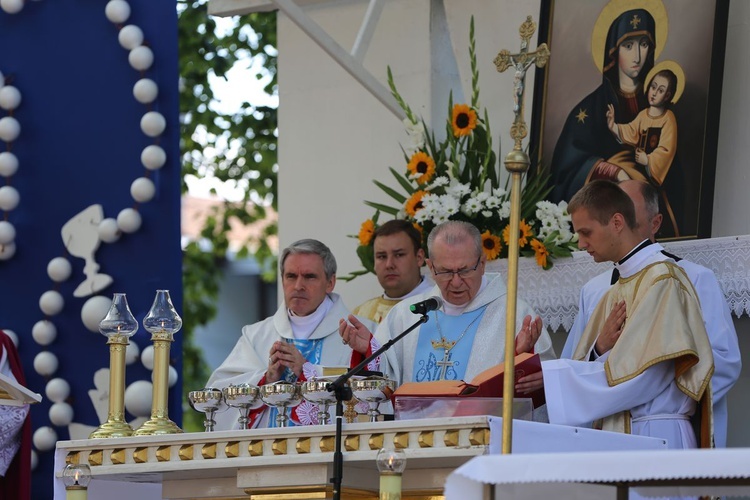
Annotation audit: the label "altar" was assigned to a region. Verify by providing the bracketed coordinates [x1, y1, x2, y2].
[54, 416, 666, 499]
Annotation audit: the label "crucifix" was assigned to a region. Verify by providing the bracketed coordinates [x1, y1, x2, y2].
[431, 338, 457, 380]
[493, 15, 550, 455]
[493, 15, 550, 151]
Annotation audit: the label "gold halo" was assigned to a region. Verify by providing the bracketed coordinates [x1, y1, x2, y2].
[644, 60, 685, 104]
[591, 0, 668, 73]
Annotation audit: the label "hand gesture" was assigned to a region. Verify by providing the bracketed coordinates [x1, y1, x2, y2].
[606, 103, 617, 135]
[595, 300, 626, 355]
[267, 341, 306, 382]
[635, 148, 648, 166]
[514, 315, 543, 355]
[339, 315, 373, 355]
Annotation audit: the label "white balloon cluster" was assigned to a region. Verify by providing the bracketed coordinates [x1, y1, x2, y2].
[0, 0, 180, 465]
[0, 70, 22, 261]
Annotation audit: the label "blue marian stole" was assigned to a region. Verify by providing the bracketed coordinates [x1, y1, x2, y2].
[267, 338, 323, 428]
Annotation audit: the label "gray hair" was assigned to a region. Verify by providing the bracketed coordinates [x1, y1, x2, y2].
[427, 221, 482, 258]
[280, 239, 337, 279]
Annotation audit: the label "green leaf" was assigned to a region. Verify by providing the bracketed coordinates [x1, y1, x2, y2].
[364, 201, 400, 216]
[389, 167, 416, 195]
[374, 180, 407, 204]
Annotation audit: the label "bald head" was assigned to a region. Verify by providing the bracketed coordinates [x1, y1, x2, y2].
[619, 180, 662, 241]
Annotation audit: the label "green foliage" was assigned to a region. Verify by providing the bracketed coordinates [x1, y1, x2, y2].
[177, 1, 278, 431]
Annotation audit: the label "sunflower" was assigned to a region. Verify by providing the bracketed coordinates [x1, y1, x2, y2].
[451, 104, 477, 137]
[502, 219, 533, 248]
[358, 219, 375, 246]
[406, 151, 436, 185]
[530, 239, 549, 269]
[480, 230, 502, 260]
[404, 190, 427, 217]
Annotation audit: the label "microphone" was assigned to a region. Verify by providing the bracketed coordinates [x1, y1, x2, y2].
[409, 296, 443, 315]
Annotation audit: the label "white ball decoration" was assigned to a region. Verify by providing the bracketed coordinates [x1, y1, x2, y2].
[118, 24, 144, 50]
[140, 111, 166, 137]
[125, 341, 140, 365]
[128, 46, 154, 71]
[33, 351, 59, 377]
[39, 290, 64, 316]
[47, 257, 72, 282]
[30, 450, 38, 471]
[98, 217, 121, 243]
[0, 0, 24, 14]
[0, 185, 20, 211]
[124, 380, 153, 417]
[81, 295, 112, 333]
[1, 329, 17, 347]
[0, 151, 19, 177]
[49, 402, 74, 427]
[45, 378, 71, 403]
[168, 365, 178, 388]
[117, 208, 142, 233]
[0, 117, 20, 142]
[141, 145, 166, 170]
[0, 242, 16, 260]
[0, 85, 21, 110]
[32, 320, 57, 346]
[0, 221, 14, 244]
[133, 78, 158, 104]
[130, 177, 155, 203]
[141, 345, 154, 370]
[32, 426, 58, 452]
[104, 0, 130, 23]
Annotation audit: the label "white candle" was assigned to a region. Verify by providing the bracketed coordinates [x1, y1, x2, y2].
[66, 486, 88, 500]
[379, 472, 402, 500]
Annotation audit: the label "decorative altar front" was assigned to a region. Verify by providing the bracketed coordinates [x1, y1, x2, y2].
[53, 416, 666, 499]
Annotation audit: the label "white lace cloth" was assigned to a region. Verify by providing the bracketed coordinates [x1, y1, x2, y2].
[488, 234, 750, 331]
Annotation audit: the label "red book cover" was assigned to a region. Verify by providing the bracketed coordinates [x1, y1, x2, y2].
[392, 352, 545, 408]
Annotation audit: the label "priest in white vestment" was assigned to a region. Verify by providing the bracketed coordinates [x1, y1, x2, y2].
[352, 220, 433, 324]
[561, 180, 740, 447]
[207, 239, 376, 429]
[543, 180, 714, 450]
[340, 221, 555, 395]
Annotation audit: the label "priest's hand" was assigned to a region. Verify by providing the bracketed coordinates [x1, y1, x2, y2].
[514, 315, 543, 354]
[267, 341, 306, 382]
[339, 315, 372, 355]
[595, 300, 626, 355]
[516, 370, 543, 394]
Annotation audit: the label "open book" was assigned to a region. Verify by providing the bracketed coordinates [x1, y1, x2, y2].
[0, 371, 42, 406]
[392, 352, 544, 408]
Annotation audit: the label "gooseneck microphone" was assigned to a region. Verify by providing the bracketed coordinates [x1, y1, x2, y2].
[409, 296, 443, 315]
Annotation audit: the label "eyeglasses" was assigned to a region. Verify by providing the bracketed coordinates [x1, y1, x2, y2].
[431, 256, 482, 282]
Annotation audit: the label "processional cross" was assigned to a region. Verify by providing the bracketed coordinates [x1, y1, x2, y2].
[493, 16, 550, 455]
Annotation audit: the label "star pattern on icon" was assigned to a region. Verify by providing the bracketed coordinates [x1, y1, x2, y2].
[576, 108, 588, 123]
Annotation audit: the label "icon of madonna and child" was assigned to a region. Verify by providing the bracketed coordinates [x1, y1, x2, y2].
[545, 0, 722, 239]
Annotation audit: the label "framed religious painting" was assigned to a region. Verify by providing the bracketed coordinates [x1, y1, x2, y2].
[529, 0, 729, 239]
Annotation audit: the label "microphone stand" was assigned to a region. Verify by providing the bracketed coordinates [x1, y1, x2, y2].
[326, 314, 429, 500]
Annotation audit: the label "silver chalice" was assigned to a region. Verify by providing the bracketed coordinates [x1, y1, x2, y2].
[259, 381, 302, 428]
[222, 384, 261, 430]
[188, 387, 228, 432]
[300, 379, 339, 425]
[350, 376, 397, 422]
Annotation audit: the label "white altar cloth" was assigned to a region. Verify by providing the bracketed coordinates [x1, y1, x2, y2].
[445, 448, 750, 499]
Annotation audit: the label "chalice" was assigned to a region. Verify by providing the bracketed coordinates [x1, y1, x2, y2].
[259, 381, 301, 428]
[222, 384, 261, 430]
[300, 379, 338, 425]
[350, 376, 397, 422]
[188, 388, 227, 432]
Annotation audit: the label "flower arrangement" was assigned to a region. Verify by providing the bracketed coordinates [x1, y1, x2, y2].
[345, 20, 577, 279]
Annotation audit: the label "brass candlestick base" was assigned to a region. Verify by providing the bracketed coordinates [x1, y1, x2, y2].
[132, 416, 182, 436]
[89, 420, 134, 439]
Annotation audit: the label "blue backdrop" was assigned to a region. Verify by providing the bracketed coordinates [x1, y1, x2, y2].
[0, 1, 181, 497]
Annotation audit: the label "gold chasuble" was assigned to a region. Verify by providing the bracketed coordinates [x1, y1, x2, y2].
[352, 297, 401, 324]
[572, 261, 714, 444]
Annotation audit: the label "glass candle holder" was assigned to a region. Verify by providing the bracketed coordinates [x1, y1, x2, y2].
[62, 463, 91, 500]
[376, 448, 406, 500]
[90, 293, 138, 438]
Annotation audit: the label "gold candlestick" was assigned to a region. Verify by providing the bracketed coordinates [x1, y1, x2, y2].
[90, 293, 137, 439]
[134, 290, 183, 436]
[494, 16, 550, 455]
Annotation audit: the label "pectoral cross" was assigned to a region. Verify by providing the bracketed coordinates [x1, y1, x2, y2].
[432, 338, 457, 380]
[493, 16, 550, 151]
